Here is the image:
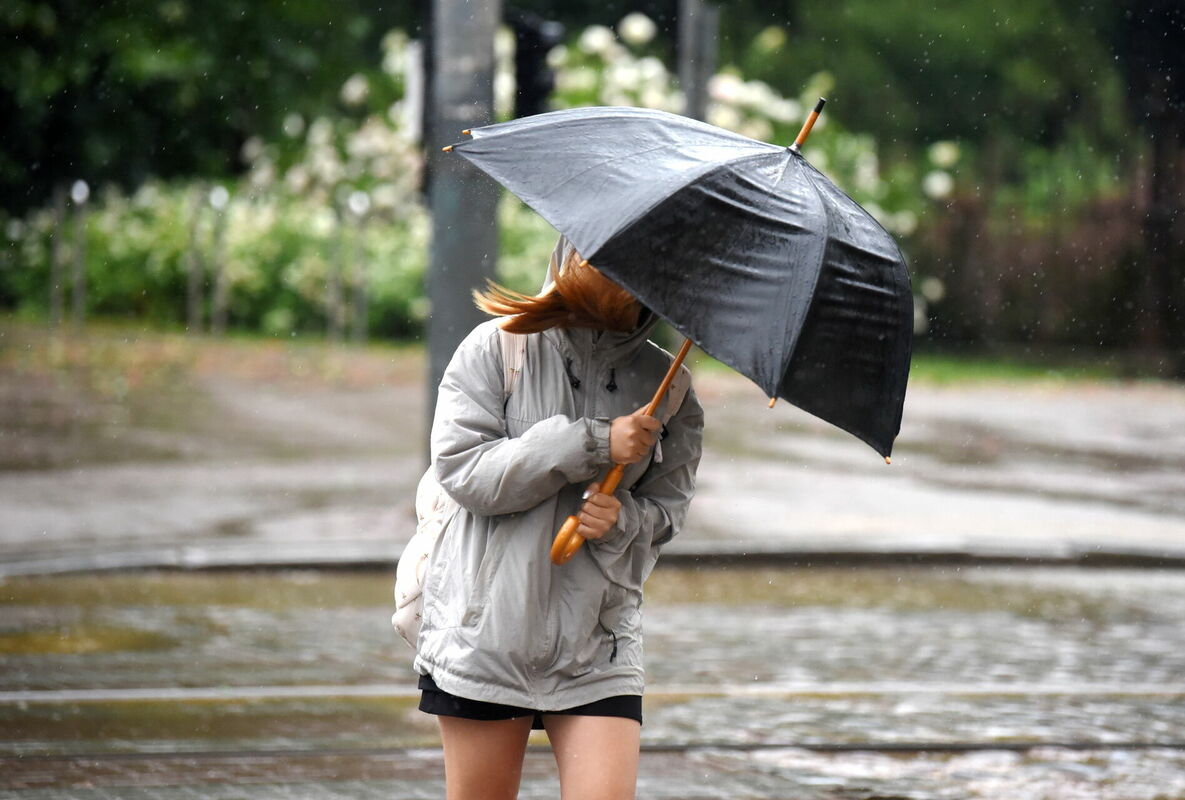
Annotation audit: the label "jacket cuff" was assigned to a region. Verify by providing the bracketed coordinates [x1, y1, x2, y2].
[588, 489, 638, 549]
[588, 416, 612, 467]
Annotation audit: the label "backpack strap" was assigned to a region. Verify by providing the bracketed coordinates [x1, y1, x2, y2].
[497, 327, 527, 399]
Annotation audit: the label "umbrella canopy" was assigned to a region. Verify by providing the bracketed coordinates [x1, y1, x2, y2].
[449, 106, 913, 458]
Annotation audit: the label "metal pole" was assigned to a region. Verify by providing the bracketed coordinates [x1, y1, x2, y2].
[48, 188, 65, 329]
[426, 0, 502, 438]
[678, 0, 719, 122]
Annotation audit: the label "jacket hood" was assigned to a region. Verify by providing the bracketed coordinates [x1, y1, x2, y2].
[542, 234, 661, 364]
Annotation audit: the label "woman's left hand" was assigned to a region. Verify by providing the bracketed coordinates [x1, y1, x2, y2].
[576, 482, 621, 540]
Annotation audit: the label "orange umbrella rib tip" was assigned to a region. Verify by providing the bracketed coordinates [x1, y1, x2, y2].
[441, 145, 454, 152]
[768, 397, 777, 409]
[462, 129, 471, 135]
[884, 456, 892, 465]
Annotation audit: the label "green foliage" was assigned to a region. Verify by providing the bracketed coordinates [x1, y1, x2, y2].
[1, 182, 428, 337]
[0, 0, 417, 214]
[0, 6, 1160, 352]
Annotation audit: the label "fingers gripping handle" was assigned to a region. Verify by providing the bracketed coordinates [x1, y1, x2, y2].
[550, 464, 626, 565]
[549, 339, 694, 565]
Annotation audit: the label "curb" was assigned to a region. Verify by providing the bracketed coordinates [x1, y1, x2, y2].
[4, 547, 1185, 577]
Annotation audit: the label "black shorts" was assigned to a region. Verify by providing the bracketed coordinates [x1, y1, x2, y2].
[418, 673, 642, 730]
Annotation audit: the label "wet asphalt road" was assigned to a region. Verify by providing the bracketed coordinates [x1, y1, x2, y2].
[2, 328, 1184, 797]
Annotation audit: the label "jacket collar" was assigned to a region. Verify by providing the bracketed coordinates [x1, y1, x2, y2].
[543, 308, 661, 366]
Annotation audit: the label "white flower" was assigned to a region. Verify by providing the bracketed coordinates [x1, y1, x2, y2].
[640, 87, 672, 109]
[371, 183, 401, 211]
[347, 118, 394, 161]
[928, 140, 960, 168]
[495, 70, 516, 117]
[889, 210, 918, 236]
[347, 190, 371, 217]
[70, 180, 90, 204]
[767, 97, 803, 124]
[310, 208, 337, 237]
[578, 25, 615, 55]
[606, 62, 641, 93]
[737, 118, 773, 142]
[708, 73, 743, 104]
[547, 44, 568, 69]
[249, 159, 276, 190]
[617, 12, 656, 46]
[920, 276, 946, 302]
[208, 185, 230, 211]
[913, 297, 929, 334]
[285, 166, 310, 194]
[240, 136, 265, 163]
[707, 103, 742, 132]
[738, 80, 776, 110]
[922, 170, 954, 200]
[381, 30, 408, 76]
[495, 26, 515, 62]
[557, 66, 598, 93]
[637, 56, 668, 86]
[307, 117, 334, 147]
[282, 113, 305, 138]
[340, 73, 370, 107]
[853, 150, 880, 194]
[310, 147, 344, 185]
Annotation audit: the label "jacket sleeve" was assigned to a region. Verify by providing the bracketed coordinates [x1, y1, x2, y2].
[586, 381, 705, 588]
[431, 324, 612, 517]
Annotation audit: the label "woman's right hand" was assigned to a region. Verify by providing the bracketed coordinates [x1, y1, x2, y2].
[609, 406, 661, 465]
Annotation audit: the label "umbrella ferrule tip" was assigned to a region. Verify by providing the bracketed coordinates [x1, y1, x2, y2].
[884, 456, 891, 465]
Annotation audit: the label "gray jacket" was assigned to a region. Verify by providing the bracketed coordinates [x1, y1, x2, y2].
[414, 315, 704, 710]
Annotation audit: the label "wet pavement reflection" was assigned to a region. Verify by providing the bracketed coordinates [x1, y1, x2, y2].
[2, 568, 1183, 797]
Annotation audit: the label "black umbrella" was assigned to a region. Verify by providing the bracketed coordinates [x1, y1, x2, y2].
[445, 102, 913, 561]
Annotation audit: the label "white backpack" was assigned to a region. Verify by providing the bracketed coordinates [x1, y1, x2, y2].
[391, 330, 690, 650]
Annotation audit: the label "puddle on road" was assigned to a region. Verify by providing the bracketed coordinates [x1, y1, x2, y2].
[1, 567, 1183, 797]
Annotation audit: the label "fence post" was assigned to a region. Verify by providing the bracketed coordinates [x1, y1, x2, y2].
[186, 185, 206, 335]
[208, 187, 230, 336]
[49, 187, 66, 329]
[70, 180, 90, 330]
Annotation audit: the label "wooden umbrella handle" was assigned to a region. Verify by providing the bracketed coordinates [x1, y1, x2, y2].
[550, 339, 694, 565]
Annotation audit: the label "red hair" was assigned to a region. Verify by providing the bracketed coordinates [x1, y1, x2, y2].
[473, 248, 641, 334]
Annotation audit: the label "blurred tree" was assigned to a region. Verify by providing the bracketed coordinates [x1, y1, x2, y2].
[508, 9, 564, 118]
[0, 0, 416, 215]
[1109, 0, 1185, 375]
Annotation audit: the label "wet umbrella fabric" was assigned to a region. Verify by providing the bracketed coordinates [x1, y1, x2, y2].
[450, 106, 912, 457]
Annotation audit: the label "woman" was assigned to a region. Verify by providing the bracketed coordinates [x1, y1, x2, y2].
[415, 235, 704, 799]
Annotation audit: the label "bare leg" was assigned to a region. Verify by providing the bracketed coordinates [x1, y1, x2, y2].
[438, 715, 534, 800]
[542, 714, 641, 800]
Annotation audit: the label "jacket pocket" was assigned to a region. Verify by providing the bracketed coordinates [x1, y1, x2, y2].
[459, 533, 505, 628]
